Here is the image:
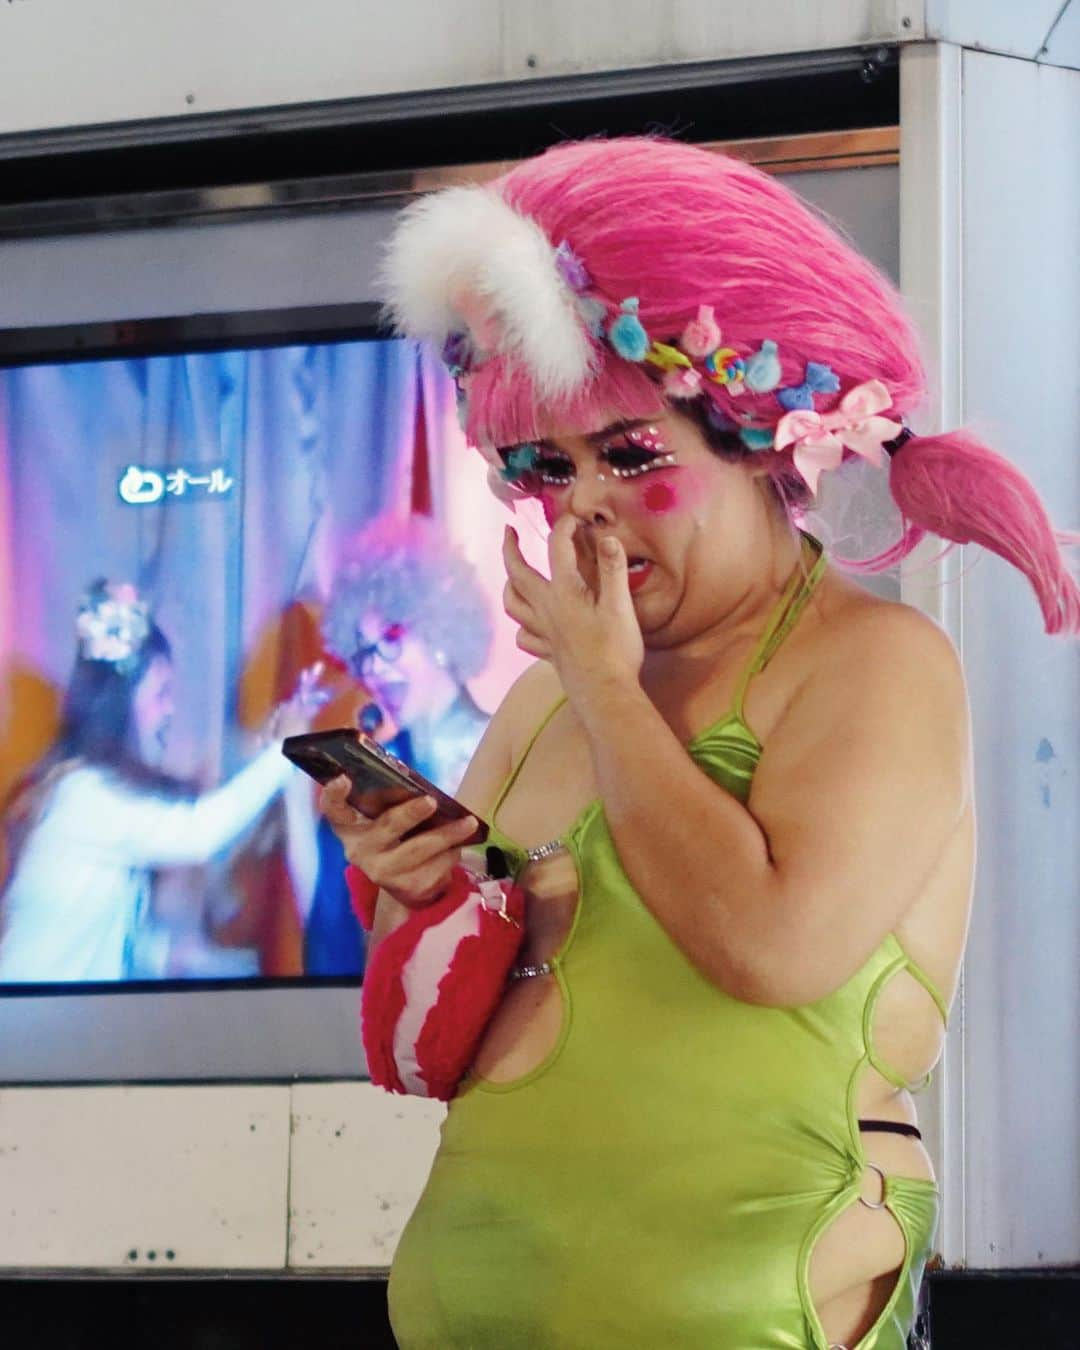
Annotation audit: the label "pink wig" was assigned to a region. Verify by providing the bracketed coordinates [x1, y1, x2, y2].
[385, 137, 1079, 635]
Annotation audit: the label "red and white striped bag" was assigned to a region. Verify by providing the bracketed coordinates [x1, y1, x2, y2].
[351, 862, 525, 1101]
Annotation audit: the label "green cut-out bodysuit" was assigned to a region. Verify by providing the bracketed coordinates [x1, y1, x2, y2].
[389, 534, 945, 1349]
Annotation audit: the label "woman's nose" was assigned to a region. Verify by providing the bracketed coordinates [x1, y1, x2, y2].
[568, 463, 616, 526]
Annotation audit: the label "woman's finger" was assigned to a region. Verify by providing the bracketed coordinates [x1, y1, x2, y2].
[596, 534, 634, 618]
[548, 514, 589, 595]
[385, 812, 479, 872]
[515, 628, 552, 658]
[371, 792, 441, 846]
[502, 578, 544, 632]
[503, 525, 548, 603]
[320, 775, 363, 828]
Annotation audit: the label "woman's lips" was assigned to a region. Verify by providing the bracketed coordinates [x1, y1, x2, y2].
[627, 558, 654, 594]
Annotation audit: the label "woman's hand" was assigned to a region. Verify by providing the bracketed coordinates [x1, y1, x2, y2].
[502, 516, 644, 704]
[319, 776, 479, 909]
[266, 662, 329, 742]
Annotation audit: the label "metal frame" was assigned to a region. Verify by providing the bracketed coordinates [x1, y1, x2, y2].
[898, 40, 967, 1269]
[0, 124, 899, 243]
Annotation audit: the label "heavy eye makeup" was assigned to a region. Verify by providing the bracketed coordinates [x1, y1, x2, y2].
[533, 436, 675, 487]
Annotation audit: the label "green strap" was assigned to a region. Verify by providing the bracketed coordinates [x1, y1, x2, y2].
[730, 533, 827, 723]
[489, 694, 568, 823]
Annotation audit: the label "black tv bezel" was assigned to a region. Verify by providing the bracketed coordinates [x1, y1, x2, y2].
[0, 300, 409, 999]
[0, 300, 385, 368]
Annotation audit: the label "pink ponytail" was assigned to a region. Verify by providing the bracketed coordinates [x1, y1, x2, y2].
[849, 431, 1080, 636]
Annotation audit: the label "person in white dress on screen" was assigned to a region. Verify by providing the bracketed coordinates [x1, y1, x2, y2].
[0, 580, 319, 983]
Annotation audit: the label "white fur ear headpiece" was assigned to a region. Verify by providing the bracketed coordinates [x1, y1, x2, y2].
[380, 186, 599, 401]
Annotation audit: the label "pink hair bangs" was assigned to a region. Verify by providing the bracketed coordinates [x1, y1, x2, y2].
[464, 346, 667, 448]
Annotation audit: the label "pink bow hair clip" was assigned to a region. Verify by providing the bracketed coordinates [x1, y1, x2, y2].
[773, 379, 903, 494]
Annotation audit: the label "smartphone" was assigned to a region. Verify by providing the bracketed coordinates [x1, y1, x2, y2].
[282, 727, 488, 845]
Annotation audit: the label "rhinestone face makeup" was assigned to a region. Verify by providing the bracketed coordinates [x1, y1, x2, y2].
[609, 451, 676, 480]
[526, 422, 678, 489]
[624, 425, 666, 454]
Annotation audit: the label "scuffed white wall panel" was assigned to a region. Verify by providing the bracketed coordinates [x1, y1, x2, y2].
[288, 1083, 443, 1269]
[0, 0, 923, 138]
[0, 1086, 290, 1268]
[502, 1, 923, 78]
[959, 49, 1080, 1268]
[0, 1, 508, 135]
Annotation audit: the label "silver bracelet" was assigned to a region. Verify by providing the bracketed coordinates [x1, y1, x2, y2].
[526, 837, 565, 863]
[510, 960, 554, 981]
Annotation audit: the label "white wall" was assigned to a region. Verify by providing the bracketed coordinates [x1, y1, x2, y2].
[926, 0, 1080, 69]
[955, 47, 1080, 1269]
[0, 0, 924, 137]
[0, 1083, 443, 1270]
[900, 41, 1080, 1270]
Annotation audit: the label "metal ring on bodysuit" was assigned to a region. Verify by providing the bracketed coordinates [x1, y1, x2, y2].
[858, 1161, 889, 1210]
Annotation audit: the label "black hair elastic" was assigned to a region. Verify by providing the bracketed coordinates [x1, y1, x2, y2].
[882, 425, 916, 457]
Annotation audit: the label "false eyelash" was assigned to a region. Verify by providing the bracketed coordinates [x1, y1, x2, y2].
[535, 455, 575, 486]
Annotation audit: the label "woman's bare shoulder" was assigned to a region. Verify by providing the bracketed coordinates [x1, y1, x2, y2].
[789, 584, 970, 766]
[456, 661, 564, 817]
[822, 588, 965, 692]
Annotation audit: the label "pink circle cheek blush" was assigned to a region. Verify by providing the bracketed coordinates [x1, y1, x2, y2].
[642, 481, 677, 515]
[632, 469, 709, 520]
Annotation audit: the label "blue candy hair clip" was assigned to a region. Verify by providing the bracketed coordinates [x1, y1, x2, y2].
[608, 298, 651, 362]
[775, 361, 841, 411]
[742, 340, 782, 393]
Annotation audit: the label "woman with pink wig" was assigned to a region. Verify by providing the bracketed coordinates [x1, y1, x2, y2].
[321, 138, 1078, 1348]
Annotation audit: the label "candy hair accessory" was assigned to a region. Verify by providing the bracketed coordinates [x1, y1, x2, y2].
[608, 298, 651, 361]
[75, 581, 151, 674]
[680, 305, 722, 358]
[776, 360, 842, 411]
[742, 340, 783, 393]
[704, 347, 747, 393]
[773, 378, 904, 494]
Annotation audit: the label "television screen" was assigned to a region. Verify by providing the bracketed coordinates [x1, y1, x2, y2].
[0, 315, 538, 990]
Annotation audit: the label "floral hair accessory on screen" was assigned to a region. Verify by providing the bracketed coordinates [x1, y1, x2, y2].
[75, 580, 152, 674]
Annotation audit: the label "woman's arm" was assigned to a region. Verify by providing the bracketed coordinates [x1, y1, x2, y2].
[573, 604, 972, 1006]
[281, 768, 321, 925]
[62, 745, 294, 867]
[365, 661, 550, 957]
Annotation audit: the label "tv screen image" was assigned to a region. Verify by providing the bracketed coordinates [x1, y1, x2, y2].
[0, 324, 536, 991]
